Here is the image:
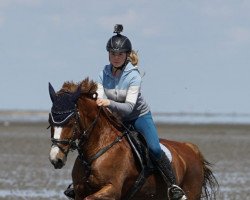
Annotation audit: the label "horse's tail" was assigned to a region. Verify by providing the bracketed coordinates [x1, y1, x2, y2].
[201, 158, 219, 200]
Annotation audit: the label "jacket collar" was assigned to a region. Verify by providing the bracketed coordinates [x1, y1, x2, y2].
[104, 62, 138, 78]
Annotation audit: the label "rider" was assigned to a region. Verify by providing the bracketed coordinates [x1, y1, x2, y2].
[96, 24, 187, 200]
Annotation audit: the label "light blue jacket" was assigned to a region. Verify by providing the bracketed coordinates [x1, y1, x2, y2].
[97, 63, 150, 121]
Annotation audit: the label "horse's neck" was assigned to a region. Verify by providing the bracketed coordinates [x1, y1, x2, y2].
[79, 99, 118, 153]
[84, 114, 118, 157]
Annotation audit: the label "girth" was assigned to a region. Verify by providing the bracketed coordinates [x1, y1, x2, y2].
[123, 130, 155, 200]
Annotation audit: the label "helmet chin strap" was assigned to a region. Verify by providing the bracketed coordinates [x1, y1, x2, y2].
[109, 55, 129, 74]
[112, 60, 128, 74]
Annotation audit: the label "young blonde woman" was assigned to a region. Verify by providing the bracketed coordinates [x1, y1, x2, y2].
[96, 24, 187, 200]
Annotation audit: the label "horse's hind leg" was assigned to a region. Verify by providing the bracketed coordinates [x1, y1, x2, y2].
[181, 144, 204, 200]
[181, 172, 203, 200]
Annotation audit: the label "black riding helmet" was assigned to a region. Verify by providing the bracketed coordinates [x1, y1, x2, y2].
[106, 24, 132, 53]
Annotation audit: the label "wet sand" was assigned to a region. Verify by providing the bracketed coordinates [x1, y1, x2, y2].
[0, 122, 249, 200]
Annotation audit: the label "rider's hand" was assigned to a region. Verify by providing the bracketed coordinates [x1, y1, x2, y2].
[96, 98, 110, 107]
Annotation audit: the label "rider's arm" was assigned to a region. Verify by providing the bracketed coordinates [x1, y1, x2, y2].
[108, 85, 140, 117]
[96, 70, 107, 99]
[108, 74, 141, 118]
[96, 82, 105, 99]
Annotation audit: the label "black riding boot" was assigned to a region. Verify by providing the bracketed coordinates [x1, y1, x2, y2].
[64, 183, 75, 200]
[155, 152, 187, 200]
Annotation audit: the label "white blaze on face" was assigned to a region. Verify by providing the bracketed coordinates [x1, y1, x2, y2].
[49, 127, 62, 161]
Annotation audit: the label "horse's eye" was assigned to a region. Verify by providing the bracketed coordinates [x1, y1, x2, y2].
[66, 119, 75, 126]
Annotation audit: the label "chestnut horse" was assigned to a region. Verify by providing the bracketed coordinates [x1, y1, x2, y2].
[48, 78, 218, 200]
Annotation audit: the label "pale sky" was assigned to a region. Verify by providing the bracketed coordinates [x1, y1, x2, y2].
[1, 0, 250, 114]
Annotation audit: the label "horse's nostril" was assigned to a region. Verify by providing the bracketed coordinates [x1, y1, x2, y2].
[51, 158, 64, 169]
[58, 158, 63, 165]
[56, 158, 64, 169]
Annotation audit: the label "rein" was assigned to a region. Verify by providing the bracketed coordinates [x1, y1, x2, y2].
[76, 106, 128, 176]
[87, 128, 126, 164]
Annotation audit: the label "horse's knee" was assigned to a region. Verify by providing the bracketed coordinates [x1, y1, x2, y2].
[84, 196, 94, 200]
[84, 195, 116, 200]
[83, 195, 99, 200]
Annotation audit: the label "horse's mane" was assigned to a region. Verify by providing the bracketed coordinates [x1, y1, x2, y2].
[59, 77, 124, 130]
[59, 77, 98, 94]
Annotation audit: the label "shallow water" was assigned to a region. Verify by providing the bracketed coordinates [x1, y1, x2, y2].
[1, 122, 250, 200]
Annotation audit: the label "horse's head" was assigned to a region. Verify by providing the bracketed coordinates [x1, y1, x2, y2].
[48, 82, 82, 169]
[48, 79, 99, 169]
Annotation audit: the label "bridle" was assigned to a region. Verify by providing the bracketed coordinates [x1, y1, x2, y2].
[49, 105, 101, 155]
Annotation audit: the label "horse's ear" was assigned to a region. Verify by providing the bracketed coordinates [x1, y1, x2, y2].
[49, 82, 56, 103]
[72, 85, 82, 102]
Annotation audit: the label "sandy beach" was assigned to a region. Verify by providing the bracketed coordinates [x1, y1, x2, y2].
[0, 121, 249, 200]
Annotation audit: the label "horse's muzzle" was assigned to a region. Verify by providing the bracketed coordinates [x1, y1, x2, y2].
[50, 158, 65, 169]
[49, 145, 67, 169]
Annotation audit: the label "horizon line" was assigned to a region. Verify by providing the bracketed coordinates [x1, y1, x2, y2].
[1, 109, 250, 117]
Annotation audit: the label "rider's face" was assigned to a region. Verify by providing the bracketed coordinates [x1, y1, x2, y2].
[109, 52, 127, 68]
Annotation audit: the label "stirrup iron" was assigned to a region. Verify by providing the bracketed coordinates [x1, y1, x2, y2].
[168, 184, 187, 200]
[64, 183, 75, 200]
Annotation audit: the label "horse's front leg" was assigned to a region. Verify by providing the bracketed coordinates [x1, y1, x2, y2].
[72, 158, 92, 200]
[84, 183, 120, 200]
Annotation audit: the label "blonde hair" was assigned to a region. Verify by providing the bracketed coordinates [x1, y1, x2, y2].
[128, 50, 139, 66]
